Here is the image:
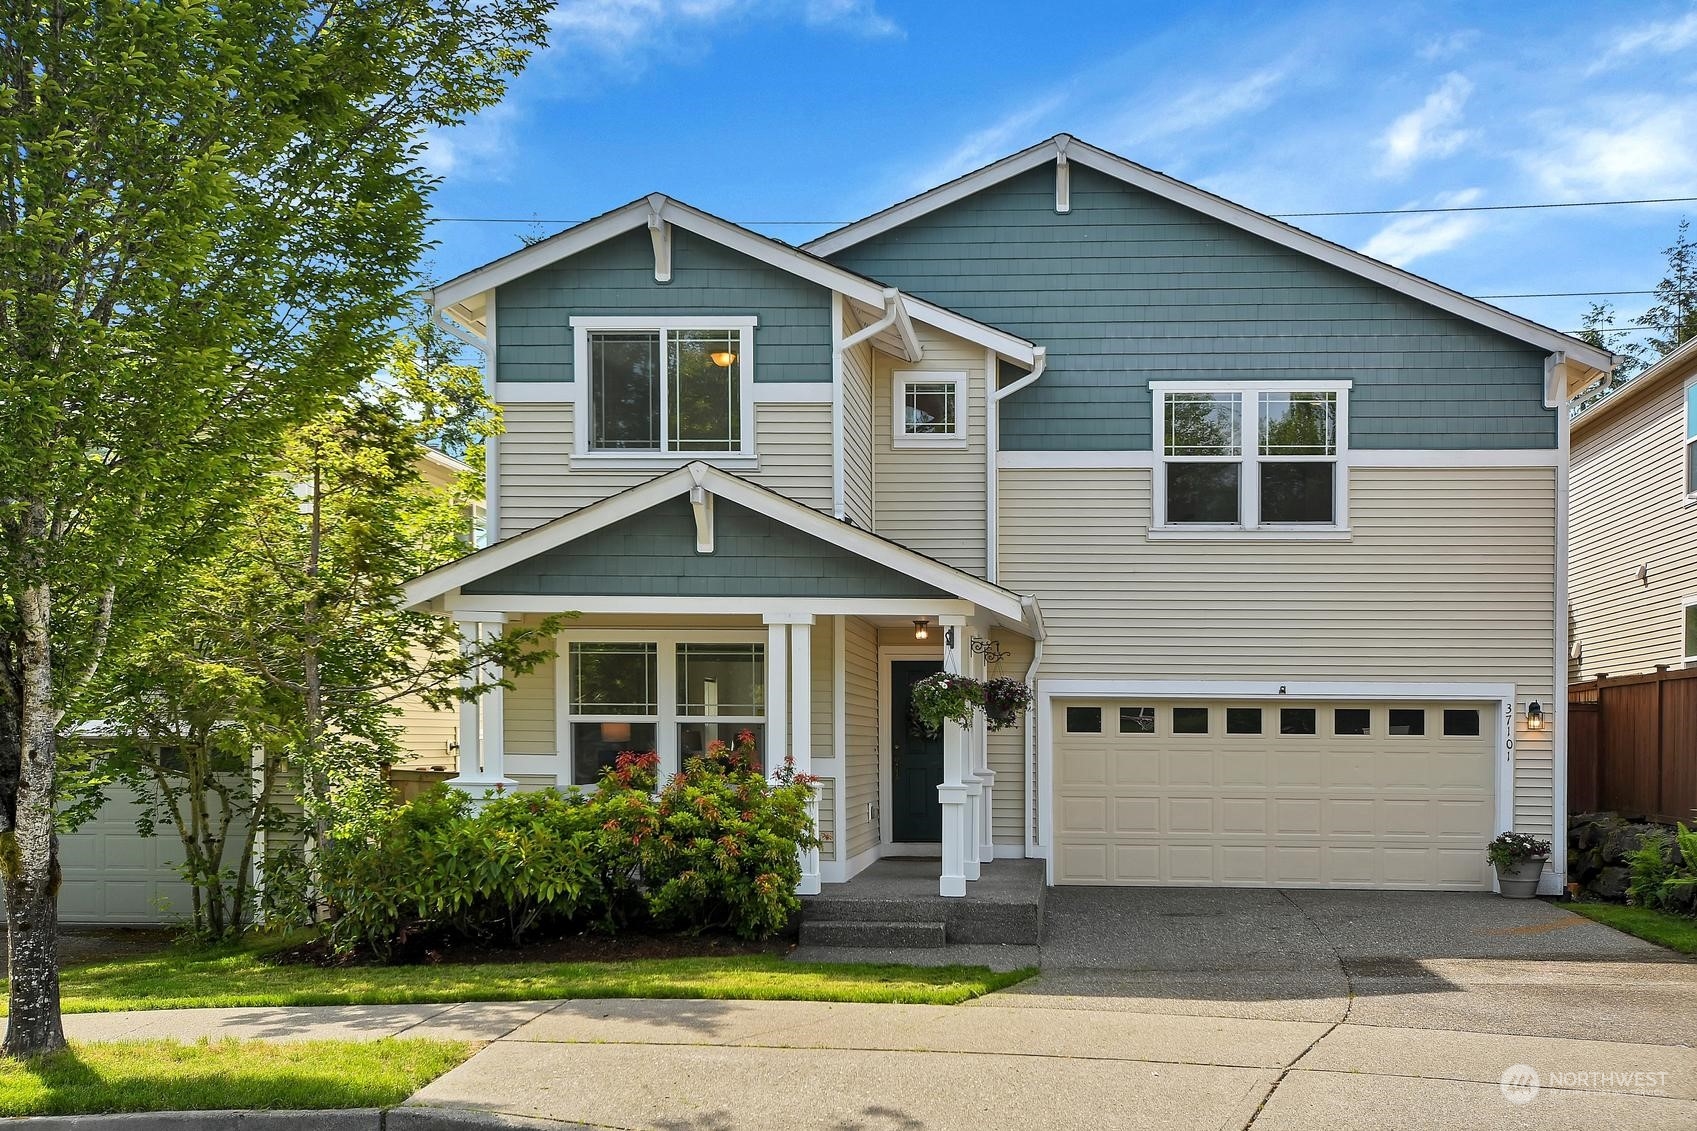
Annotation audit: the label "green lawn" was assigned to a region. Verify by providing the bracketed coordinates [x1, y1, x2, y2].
[0, 1039, 469, 1116]
[1566, 901, 1697, 956]
[52, 942, 1032, 1013]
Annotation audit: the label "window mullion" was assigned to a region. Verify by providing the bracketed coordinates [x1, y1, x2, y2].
[658, 330, 672, 455]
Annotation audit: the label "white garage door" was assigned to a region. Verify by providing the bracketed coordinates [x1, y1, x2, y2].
[57, 794, 198, 925]
[1053, 699, 1495, 889]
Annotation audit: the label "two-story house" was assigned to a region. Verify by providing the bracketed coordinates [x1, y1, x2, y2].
[406, 135, 1613, 897]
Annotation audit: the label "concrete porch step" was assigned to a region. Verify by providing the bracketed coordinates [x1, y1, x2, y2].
[798, 919, 948, 948]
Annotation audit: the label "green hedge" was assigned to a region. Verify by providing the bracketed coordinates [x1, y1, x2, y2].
[321, 738, 818, 956]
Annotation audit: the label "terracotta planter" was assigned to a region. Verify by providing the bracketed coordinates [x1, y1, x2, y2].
[1494, 856, 1547, 898]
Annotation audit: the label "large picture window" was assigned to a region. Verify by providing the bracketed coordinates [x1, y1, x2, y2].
[1155, 382, 1349, 532]
[676, 643, 766, 770]
[566, 642, 658, 786]
[575, 318, 755, 457]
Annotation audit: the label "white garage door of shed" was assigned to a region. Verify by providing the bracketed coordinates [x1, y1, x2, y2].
[58, 794, 197, 925]
[1053, 699, 1495, 889]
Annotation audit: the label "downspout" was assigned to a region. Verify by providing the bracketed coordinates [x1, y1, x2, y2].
[993, 345, 1047, 402]
[841, 287, 903, 352]
[1020, 594, 1047, 860]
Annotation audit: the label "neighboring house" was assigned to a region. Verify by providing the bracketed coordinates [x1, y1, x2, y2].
[1569, 337, 1697, 681]
[406, 134, 1612, 897]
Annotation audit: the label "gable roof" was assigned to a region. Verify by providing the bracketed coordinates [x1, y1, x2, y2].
[429, 194, 1040, 367]
[405, 461, 1038, 630]
[804, 134, 1615, 386]
[1572, 335, 1697, 436]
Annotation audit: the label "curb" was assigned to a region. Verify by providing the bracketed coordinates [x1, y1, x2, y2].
[6, 1110, 585, 1131]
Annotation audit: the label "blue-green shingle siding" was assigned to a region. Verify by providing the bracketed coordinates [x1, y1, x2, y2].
[829, 165, 1555, 450]
[462, 495, 952, 599]
[495, 227, 832, 383]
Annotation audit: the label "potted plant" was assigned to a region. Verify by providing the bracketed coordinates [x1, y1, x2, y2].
[981, 677, 1035, 731]
[909, 673, 984, 735]
[1487, 831, 1551, 898]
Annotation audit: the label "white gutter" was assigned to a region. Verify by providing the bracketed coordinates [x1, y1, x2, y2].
[994, 346, 1047, 401]
[840, 288, 903, 352]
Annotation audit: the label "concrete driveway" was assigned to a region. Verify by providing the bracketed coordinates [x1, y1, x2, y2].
[398, 890, 1697, 1129]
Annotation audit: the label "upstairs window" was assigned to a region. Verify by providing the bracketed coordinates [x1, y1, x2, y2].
[574, 318, 755, 457]
[893, 371, 967, 447]
[1154, 382, 1349, 532]
[1686, 383, 1697, 497]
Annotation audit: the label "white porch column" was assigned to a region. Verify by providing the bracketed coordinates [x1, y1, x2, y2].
[765, 617, 789, 769]
[971, 635, 996, 865]
[448, 614, 515, 800]
[938, 614, 970, 897]
[789, 617, 820, 895]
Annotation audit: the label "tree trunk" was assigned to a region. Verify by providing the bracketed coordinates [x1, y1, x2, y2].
[3, 579, 66, 1057]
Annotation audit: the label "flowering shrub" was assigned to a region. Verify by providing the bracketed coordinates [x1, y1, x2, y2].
[1486, 830, 1552, 869]
[319, 736, 817, 956]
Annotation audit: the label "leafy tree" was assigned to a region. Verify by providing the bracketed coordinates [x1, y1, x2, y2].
[1576, 219, 1697, 409]
[0, 0, 548, 1056]
[80, 322, 563, 938]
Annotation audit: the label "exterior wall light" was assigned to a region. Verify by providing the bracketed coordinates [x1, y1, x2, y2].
[710, 350, 737, 367]
[1526, 700, 1544, 730]
[913, 619, 930, 640]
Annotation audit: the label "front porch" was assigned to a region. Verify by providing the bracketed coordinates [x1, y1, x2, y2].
[403, 462, 1045, 899]
[798, 857, 1046, 948]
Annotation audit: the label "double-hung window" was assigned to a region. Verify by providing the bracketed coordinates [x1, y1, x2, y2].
[566, 642, 659, 786]
[1154, 381, 1349, 533]
[573, 318, 756, 458]
[1685, 383, 1697, 498]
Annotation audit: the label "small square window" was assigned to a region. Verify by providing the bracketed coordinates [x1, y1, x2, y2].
[1443, 709, 1481, 737]
[894, 372, 966, 445]
[1065, 706, 1102, 733]
[1226, 707, 1263, 735]
[1280, 708, 1317, 735]
[1173, 706, 1209, 734]
[1334, 708, 1371, 736]
[1389, 709, 1426, 736]
[1119, 706, 1156, 733]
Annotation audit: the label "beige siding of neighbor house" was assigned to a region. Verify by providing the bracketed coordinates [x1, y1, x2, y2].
[843, 616, 881, 860]
[842, 332, 876, 530]
[872, 327, 989, 576]
[496, 401, 833, 537]
[1570, 377, 1695, 681]
[987, 634, 1033, 848]
[999, 465, 1559, 838]
[815, 777, 835, 861]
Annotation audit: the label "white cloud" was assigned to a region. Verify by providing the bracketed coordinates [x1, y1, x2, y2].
[422, 102, 522, 180]
[803, 0, 901, 38]
[1586, 9, 1697, 75]
[1524, 97, 1697, 199]
[1359, 188, 1487, 267]
[905, 95, 1068, 191]
[1377, 73, 1475, 175]
[1417, 29, 1479, 62]
[547, 0, 899, 68]
[1111, 65, 1291, 147]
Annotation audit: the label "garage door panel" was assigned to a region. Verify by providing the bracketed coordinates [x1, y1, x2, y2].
[1055, 698, 1494, 891]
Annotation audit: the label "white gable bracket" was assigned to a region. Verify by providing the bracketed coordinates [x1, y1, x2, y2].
[689, 483, 715, 553]
[1054, 133, 1072, 215]
[647, 193, 673, 284]
[1543, 352, 1568, 410]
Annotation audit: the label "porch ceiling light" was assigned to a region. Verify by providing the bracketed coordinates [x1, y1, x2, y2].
[1526, 701, 1544, 730]
[600, 721, 633, 743]
[912, 619, 930, 640]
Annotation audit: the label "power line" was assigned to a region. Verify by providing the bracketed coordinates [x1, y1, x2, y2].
[1476, 289, 1655, 299]
[427, 194, 1697, 228]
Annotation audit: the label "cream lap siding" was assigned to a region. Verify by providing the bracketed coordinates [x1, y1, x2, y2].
[987, 633, 1032, 847]
[844, 616, 881, 859]
[496, 401, 832, 538]
[392, 646, 459, 770]
[816, 777, 836, 861]
[506, 649, 557, 754]
[1001, 465, 1559, 840]
[811, 619, 833, 760]
[872, 327, 988, 575]
[841, 335, 876, 529]
[1570, 378, 1694, 681]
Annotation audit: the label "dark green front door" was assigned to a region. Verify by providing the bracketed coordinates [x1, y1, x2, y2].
[891, 660, 945, 843]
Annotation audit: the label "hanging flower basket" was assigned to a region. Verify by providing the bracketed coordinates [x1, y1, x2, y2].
[909, 673, 985, 735]
[982, 677, 1035, 731]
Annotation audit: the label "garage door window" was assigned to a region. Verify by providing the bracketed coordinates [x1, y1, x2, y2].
[1119, 706, 1156, 733]
[1226, 707, 1263, 734]
[1443, 709, 1481, 737]
[1389, 708, 1426, 736]
[1173, 706, 1209, 734]
[1065, 706, 1102, 733]
[1154, 381, 1349, 534]
[1334, 708, 1371, 735]
[1280, 708, 1317, 734]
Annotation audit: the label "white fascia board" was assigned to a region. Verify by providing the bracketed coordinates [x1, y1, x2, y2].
[446, 595, 980, 617]
[1038, 678, 1517, 702]
[405, 461, 1033, 626]
[806, 134, 1613, 374]
[903, 294, 1038, 365]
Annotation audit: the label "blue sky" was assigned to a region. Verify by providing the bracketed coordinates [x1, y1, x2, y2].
[424, 0, 1697, 340]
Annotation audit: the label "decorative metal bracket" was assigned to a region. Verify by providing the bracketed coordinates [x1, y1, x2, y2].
[970, 636, 1009, 664]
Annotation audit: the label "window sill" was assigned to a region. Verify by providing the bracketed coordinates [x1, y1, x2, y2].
[572, 452, 758, 472]
[1147, 526, 1353, 542]
[893, 436, 969, 451]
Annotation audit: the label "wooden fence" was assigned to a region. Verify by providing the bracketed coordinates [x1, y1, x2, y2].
[385, 767, 455, 803]
[1569, 666, 1697, 823]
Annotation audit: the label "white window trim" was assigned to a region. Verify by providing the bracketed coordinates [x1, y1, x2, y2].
[1682, 594, 1697, 666]
[892, 370, 968, 449]
[556, 627, 768, 786]
[1684, 376, 1697, 504]
[1150, 379, 1351, 537]
[570, 316, 759, 465]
